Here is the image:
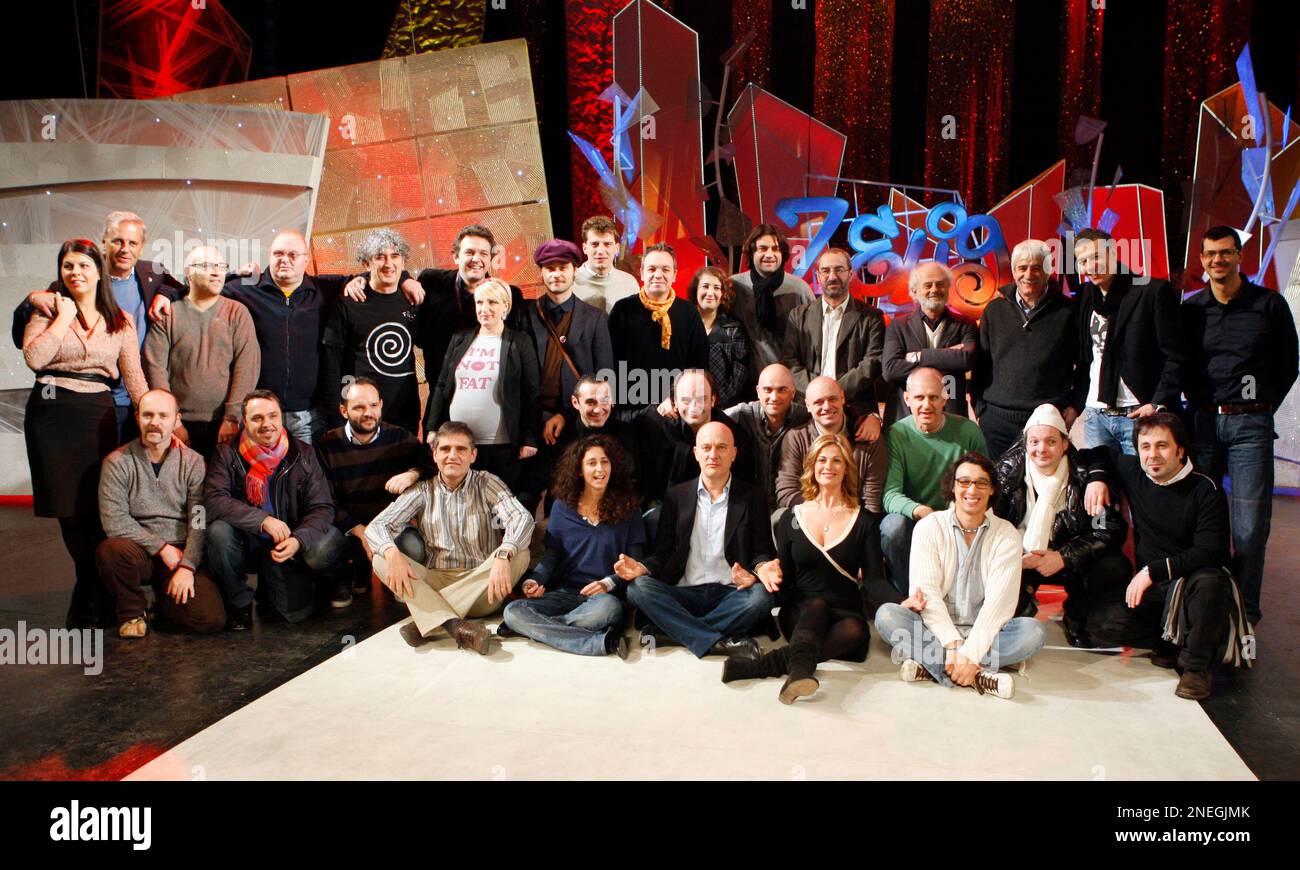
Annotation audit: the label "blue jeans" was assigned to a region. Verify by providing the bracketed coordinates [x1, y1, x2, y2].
[503, 590, 624, 656]
[627, 577, 774, 657]
[873, 603, 1045, 687]
[879, 513, 916, 595]
[283, 409, 324, 444]
[1082, 407, 1136, 455]
[206, 520, 345, 622]
[1194, 410, 1274, 623]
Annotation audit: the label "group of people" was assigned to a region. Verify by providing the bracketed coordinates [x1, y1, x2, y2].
[16, 208, 1293, 705]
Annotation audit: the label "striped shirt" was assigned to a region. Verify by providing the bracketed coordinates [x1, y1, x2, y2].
[364, 468, 533, 570]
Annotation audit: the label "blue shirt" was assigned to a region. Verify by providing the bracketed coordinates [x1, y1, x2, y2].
[110, 272, 147, 406]
[683, 475, 732, 587]
[529, 499, 646, 594]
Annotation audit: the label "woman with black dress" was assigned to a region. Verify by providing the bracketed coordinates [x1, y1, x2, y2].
[721, 432, 885, 703]
[23, 239, 148, 628]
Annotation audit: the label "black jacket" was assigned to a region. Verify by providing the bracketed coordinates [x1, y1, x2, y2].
[641, 476, 775, 586]
[880, 308, 978, 423]
[523, 295, 614, 417]
[12, 260, 185, 349]
[1181, 278, 1300, 408]
[414, 268, 530, 389]
[973, 282, 1088, 415]
[637, 407, 759, 504]
[203, 435, 336, 551]
[705, 313, 753, 409]
[1076, 275, 1188, 409]
[424, 326, 541, 448]
[782, 296, 886, 413]
[992, 443, 1126, 575]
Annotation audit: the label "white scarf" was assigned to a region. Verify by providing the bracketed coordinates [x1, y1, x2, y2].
[1022, 457, 1068, 553]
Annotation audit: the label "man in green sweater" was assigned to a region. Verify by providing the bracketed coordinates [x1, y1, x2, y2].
[881, 367, 987, 592]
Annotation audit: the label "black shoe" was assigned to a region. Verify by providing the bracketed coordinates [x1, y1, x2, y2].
[330, 580, 353, 609]
[225, 604, 253, 632]
[607, 630, 630, 660]
[1150, 641, 1180, 670]
[400, 621, 432, 648]
[1062, 617, 1094, 649]
[256, 603, 286, 624]
[708, 636, 760, 660]
[496, 622, 520, 638]
[352, 575, 371, 594]
[778, 641, 819, 703]
[721, 647, 789, 683]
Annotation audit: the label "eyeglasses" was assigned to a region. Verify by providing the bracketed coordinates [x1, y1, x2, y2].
[271, 250, 306, 262]
[954, 478, 993, 492]
[818, 266, 850, 276]
[193, 262, 228, 272]
[1200, 250, 1238, 261]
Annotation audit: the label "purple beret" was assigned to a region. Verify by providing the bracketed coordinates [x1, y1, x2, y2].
[533, 239, 584, 266]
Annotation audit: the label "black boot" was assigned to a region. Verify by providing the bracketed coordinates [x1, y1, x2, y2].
[779, 641, 819, 704]
[721, 647, 789, 683]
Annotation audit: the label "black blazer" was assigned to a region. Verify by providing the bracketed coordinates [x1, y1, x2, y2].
[880, 308, 978, 424]
[424, 326, 541, 448]
[414, 268, 530, 390]
[1076, 275, 1188, 409]
[782, 296, 885, 412]
[523, 296, 615, 415]
[13, 260, 185, 349]
[641, 476, 775, 586]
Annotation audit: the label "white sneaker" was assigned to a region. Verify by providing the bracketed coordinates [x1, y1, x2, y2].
[899, 659, 936, 683]
[975, 670, 1014, 700]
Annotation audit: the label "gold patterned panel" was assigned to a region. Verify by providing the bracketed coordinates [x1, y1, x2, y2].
[383, 0, 487, 58]
[406, 40, 535, 134]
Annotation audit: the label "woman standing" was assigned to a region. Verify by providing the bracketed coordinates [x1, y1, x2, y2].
[502, 435, 645, 656]
[424, 277, 540, 490]
[23, 239, 148, 628]
[690, 266, 752, 409]
[721, 433, 884, 703]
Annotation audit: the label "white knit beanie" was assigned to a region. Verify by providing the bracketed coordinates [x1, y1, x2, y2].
[1023, 403, 1068, 436]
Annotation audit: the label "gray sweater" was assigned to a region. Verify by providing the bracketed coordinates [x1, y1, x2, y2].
[99, 440, 207, 571]
[143, 295, 260, 423]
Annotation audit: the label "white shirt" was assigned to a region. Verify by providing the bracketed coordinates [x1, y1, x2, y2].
[1085, 307, 1140, 409]
[448, 334, 508, 444]
[682, 475, 733, 587]
[820, 299, 846, 379]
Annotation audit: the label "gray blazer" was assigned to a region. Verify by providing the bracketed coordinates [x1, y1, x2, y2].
[782, 297, 886, 412]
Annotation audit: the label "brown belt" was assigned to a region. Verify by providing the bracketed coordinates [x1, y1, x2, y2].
[1207, 402, 1272, 415]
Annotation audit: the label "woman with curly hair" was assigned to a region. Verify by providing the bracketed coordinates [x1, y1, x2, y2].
[502, 434, 645, 657]
[721, 433, 885, 703]
[690, 265, 752, 409]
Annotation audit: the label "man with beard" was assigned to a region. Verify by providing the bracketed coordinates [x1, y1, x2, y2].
[96, 389, 225, 637]
[724, 363, 809, 504]
[317, 378, 435, 607]
[880, 262, 977, 425]
[729, 224, 815, 371]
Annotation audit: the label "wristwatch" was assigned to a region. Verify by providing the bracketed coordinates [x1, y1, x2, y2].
[493, 548, 512, 561]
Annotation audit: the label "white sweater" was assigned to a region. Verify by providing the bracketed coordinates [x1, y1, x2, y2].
[908, 506, 1024, 664]
[573, 263, 640, 314]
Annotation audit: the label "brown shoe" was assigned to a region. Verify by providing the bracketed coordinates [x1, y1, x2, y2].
[1175, 670, 1212, 700]
[118, 616, 147, 639]
[453, 619, 492, 655]
[399, 621, 431, 648]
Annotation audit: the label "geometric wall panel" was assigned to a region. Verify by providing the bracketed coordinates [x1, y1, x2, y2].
[416, 123, 547, 216]
[314, 140, 426, 232]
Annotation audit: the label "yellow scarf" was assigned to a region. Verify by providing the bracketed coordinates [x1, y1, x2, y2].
[639, 290, 674, 350]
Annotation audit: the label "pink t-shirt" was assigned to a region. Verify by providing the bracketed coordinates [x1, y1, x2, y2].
[449, 334, 507, 444]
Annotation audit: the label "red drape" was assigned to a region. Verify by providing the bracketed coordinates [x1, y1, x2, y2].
[730, 0, 772, 98]
[1059, 0, 1105, 179]
[565, 1, 623, 241]
[812, 0, 895, 184]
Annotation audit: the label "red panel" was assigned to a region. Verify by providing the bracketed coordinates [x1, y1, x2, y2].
[98, 0, 251, 99]
[1088, 185, 1170, 281]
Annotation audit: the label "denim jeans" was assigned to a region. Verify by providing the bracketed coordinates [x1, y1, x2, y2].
[503, 590, 624, 656]
[873, 603, 1045, 687]
[1082, 407, 1136, 455]
[206, 520, 345, 621]
[1193, 410, 1274, 623]
[626, 577, 774, 657]
[879, 513, 916, 595]
[283, 409, 324, 444]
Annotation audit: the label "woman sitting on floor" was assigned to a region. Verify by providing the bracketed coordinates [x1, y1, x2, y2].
[722, 433, 885, 703]
[502, 434, 645, 657]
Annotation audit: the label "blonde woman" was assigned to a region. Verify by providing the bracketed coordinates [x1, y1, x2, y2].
[722, 433, 884, 703]
[424, 277, 540, 489]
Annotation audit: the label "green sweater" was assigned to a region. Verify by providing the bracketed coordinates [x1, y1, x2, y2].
[883, 413, 987, 517]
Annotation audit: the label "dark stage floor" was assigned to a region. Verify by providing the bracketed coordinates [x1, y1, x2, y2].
[1, 498, 1297, 780]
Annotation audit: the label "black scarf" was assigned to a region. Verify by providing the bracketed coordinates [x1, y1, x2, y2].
[1087, 277, 1129, 406]
[750, 267, 784, 334]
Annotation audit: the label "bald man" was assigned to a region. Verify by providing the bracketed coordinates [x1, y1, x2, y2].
[775, 376, 888, 514]
[96, 389, 225, 637]
[620, 422, 781, 659]
[880, 262, 977, 424]
[725, 363, 810, 503]
[880, 367, 988, 592]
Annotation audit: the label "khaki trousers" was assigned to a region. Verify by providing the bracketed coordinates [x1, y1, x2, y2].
[373, 549, 529, 637]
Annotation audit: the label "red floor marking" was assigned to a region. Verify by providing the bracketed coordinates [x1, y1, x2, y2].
[0, 743, 166, 781]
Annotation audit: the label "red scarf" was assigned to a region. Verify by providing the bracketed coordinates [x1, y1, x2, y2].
[239, 428, 289, 507]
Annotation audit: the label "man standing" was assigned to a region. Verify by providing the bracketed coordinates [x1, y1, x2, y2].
[1074, 228, 1188, 454]
[880, 262, 977, 424]
[1182, 226, 1298, 624]
[775, 377, 888, 515]
[880, 368, 987, 592]
[972, 239, 1088, 459]
[620, 422, 780, 659]
[729, 224, 815, 370]
[204, 390, 344, 628]
[143, 245, 260, 459]
[366, 421, 533, 654]
[608, 243, 709, 420]
[317, 378, 434, 606]
[1089, 412, 1253, 700]
[320, 228, 423, 434]
[517, 239, 614, 511]
[96, 389, 224, 637]
[572, 215, 640, 313]
[724, 363, 810, 504]
[783, 247, 885, 418]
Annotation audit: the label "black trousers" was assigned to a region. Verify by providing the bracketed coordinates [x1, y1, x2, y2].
[1022, 549, 1132, 628]
[473, 443, 521, 490]
[1091, 567, 1234, 672]
[979, 403, 1033, 461]
[182, 418, 223, 461]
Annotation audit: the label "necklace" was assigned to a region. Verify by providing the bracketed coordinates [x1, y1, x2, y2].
[814, 503, 849, 535]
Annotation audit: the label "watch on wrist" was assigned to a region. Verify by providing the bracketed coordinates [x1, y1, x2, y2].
[494, 548, 511, 561]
